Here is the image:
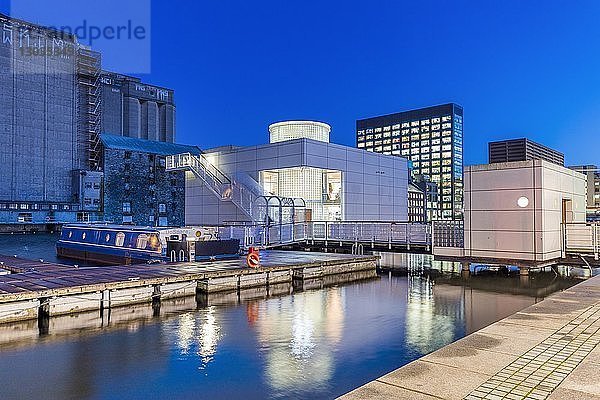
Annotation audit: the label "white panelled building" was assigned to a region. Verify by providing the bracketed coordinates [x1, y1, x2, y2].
[434, 159, 586, 265]
[184, 121, 410, 225]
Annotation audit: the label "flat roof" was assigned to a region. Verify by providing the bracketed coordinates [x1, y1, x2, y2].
[100, 134, 200, 156]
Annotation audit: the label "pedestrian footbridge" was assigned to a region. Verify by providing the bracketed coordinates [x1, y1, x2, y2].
[216, 221, 431, 253]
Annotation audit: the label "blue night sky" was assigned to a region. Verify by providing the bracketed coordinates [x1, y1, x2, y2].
[2, 1, 600, 166]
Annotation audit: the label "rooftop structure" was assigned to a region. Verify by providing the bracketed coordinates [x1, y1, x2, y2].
[488, 138, 564, 166]
[268, 121, 331, 143]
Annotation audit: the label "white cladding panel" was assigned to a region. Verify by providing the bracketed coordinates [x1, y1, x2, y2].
[185, 139, 409, 225]
[464, 160, 586, 262]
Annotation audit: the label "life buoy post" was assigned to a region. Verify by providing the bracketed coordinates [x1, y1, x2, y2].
[246, 247, 260, 268]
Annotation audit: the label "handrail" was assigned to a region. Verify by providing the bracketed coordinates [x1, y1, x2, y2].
[166, 152, 304, 224]
[218, 221, 431, 249]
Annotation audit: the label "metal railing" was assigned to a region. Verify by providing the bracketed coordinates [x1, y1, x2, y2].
[217, 221, 431, 249]
[432, 220, 464, 248]
[563, 222, 600, 259]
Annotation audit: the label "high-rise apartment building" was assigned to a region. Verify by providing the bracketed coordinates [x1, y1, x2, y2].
[101, 72, 176, 143]
[488, 138, 564, 166]
[356, 103, 463, 220]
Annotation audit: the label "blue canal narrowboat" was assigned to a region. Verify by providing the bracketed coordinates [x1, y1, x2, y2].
[56, 224, 240, 265]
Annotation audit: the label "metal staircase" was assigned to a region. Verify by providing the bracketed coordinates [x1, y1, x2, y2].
[166, 152, 257, 220]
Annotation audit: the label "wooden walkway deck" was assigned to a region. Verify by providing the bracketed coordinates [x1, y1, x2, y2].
[0, 251, 377, 323]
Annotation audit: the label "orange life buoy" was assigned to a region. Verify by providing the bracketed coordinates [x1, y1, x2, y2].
[246, 247, 260, 268]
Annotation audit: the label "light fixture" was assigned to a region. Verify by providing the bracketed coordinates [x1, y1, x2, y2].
[517, 196, 529, 208]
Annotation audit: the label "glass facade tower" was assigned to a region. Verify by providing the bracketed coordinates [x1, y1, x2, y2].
[356, 103, 463, 220]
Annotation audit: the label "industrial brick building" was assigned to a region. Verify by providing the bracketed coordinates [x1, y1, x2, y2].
[0, 13, 178, 230]
[100, 134, 199, 226]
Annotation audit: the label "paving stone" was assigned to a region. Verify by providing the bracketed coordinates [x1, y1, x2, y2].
[340, 380, 439, 399]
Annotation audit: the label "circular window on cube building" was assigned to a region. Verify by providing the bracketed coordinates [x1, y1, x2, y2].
[517, 196, 529, 208]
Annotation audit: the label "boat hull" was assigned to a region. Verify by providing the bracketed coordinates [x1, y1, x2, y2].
[56, 241, 163, 265]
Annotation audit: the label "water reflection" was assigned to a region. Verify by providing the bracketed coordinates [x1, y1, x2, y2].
[253, 288, 345, 394]
[0, 250, 585, 400]
[167, 306, 222, 368]
[405, 274, 458, 354]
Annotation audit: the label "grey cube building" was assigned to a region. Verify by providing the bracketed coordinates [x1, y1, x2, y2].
[357, 103, 463, 220]
[100, 134, 199, 226]
[488, 138, 564, 166]
[101, 72, 176, 142]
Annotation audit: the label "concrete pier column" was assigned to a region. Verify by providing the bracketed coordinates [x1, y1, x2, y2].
[101, 290, 110, 310]
[519, 267, 531, 285]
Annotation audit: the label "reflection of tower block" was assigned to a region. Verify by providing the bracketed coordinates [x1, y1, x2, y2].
[166, 234, 195, 262]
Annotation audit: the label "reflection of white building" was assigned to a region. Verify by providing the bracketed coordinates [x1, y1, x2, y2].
[253, 288, 345, 392]
[185, 121, 409, 225]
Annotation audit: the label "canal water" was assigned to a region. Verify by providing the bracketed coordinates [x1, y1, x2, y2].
[0, 234, 582, 400]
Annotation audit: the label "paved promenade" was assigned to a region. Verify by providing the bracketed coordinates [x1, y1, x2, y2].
[341, 274, 600, 400]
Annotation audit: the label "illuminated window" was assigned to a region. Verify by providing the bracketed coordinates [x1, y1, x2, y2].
[136, 234, 149, 249]
[116, 232, 125, 246]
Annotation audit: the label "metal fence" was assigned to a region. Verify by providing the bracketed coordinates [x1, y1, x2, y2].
[563, 222, 600, 259]
[217, 221, 431, 249]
